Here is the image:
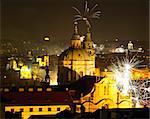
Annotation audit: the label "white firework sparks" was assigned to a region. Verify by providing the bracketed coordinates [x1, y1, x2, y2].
[73, 1, 101, 28]
[110, 56, 150, 106]
[110, 56, 141, 95]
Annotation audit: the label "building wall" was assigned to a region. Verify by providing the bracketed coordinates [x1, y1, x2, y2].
[5, 105, 70, 119]
[63, 60, 95, 77]
[81, 73, 133, 112]
[81, 67, 150, 112]
[58, 48, 96, 84]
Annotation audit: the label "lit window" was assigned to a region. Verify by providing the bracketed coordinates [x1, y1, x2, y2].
[80, 71, 83, 77]
[37, 88, 42, 91]
[28, 88, 33, 92]
[39, 108, 42, 112]
[4, 88, 9, 92]
[11, 109, 14, 112]
[57, 108, 60, 111]
[29, 108, 33, 112]
[19, 88, 24, 92]
[20, 108, 24, 112]
[46, 88, 52, 91]
[48, 108, 51, 111]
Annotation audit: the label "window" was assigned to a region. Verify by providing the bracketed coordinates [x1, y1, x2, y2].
[48, 108, 51, 111]
[104, 86, 106, 95]
[20, 108, 24, 112]
[11, 109, 14, 112]
[57, 108, 60, 111]
[39, 108, 42, 112]
[80, 71, 83, 77]
[29, 108, 33, 112]
[107, 85, 109, 95]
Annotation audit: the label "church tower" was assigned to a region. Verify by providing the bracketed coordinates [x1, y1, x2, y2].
[58, 23, 96, 85]
[71, 22, 81, 49]
[83, 27, 95, 56]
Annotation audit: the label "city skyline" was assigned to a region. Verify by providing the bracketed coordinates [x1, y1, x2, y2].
[1, 1, 150, 118]
[1, 0, 149, 52]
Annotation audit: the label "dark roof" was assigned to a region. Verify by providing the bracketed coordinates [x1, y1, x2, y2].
[1, 91, 73, 106]
[29, 115, 56, 119]
[1, 76, 97, 106]
[58, 75, 96, 98]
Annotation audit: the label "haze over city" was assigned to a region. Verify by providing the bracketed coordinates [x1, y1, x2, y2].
[1, 0, 149, 55]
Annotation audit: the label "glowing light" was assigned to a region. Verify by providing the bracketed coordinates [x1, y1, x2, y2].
[44, 37, 50, 41]
[80, 36, 85, 42]
[115, 47, 125, 53]
[20, 65, 32, 79]
[110, 56, 149, 107]
[93, 43, 97, 48]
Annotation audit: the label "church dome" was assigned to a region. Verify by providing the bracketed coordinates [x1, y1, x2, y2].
[59, 47, 91, 61]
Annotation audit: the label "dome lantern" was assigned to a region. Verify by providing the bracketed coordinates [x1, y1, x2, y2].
[71, 22, 81, 49]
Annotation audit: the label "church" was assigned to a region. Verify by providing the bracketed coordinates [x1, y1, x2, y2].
[57, 22, 134, 111]
[58, 22, 100, 85]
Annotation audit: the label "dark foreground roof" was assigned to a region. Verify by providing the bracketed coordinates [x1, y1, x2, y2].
[27, 108, 150, 119]
[1, 91, 73, 106]
[1, 75, 97, 106]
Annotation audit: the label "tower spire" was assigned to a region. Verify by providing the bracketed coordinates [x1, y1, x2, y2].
[71, 22, 81, 48]
[74, 21, 78, 35]
[85, 26, 92, 41]
[72, 21, 80, 39]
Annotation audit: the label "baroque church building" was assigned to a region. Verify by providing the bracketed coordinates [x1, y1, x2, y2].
[58, 22, 99, 85]
[58, 22, 134, 111]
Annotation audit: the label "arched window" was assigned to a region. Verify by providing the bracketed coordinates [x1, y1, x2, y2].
[104, 86, 106, 95]
[107, 85, 109, 95]
[80, 71, 83, 77]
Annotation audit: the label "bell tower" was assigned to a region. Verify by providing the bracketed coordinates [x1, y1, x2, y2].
[71, 22, 81, 49]
[83, 27, 95, 56]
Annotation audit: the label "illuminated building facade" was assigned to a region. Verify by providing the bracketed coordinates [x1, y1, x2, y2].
[58, 23, 99, 85]
[80, 72, 133, 112]
[20, 65, 32, 79]
[79, 67, 150, 112]
[36, 55, 49, 67]
[1, 7, 149, 118]
[2, 88, 72, 119]
[128, 41, 134, 50]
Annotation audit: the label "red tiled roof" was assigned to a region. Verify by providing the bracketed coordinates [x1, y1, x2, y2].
[1, 91, 73, 106]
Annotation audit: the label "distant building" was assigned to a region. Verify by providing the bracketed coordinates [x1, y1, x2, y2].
[81, 73, 133, 112]
[36, 55, 49, 67]
[128, 41, 134, 50]
[1, 88, 72, 119]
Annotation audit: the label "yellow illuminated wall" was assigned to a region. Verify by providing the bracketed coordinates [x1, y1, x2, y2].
[20, 65, 32, 79]
[80, 71, 133, 112]
[32, 64, 46, 81]
[5, 105, 70, 119]
[58, 26, 99, 84]
[80, 68, 149, 112]
[9, 59, 19, 70]
[36, 55, 49, 67]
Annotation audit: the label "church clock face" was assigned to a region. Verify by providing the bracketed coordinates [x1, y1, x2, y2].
[88, 43, 91, 48]
[88, 51, 91, 55]
[88, 50, 95, 56]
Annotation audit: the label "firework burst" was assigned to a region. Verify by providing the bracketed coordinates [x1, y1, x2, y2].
[110, 56, 140, 95]
[73, 1, 101, 28]
[110, 55, 150, 105]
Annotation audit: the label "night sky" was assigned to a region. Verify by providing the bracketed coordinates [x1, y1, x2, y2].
[1, 0, 149, 53]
